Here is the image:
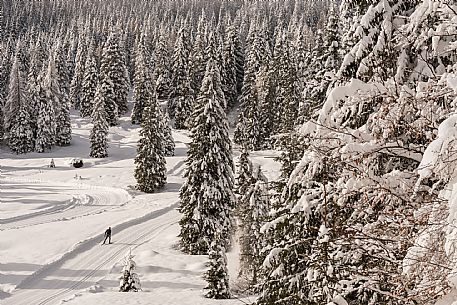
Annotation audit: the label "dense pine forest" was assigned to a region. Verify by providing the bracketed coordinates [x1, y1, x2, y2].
[1, 0, 457, 304]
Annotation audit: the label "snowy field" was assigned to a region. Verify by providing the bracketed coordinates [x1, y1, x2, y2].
[0, 111, 279, 304]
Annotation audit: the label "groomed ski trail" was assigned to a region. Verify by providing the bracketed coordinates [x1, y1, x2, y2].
[0, 178, 131, 230]
[2, 202, 180, 305]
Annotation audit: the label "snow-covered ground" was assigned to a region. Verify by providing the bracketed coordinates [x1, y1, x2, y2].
[0, 111, 279, 304]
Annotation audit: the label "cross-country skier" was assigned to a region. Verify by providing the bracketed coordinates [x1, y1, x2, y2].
[102, 227, 112, 244]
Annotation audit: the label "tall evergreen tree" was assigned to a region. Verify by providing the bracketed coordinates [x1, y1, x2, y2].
[55, 95, 71, 146]
[169, 27, 193, 129]
[235, 149, 269, 288]
[221, 23, 243, 109]
[134, 68, 167, 193]
[100, 29, 129, 121]
[179, 58, 234, 255]
[80, 41, 98, 118]
[162, 110, 175, 157]
[131, 43, 151, 125]
[234, 23, 270, 149]
[154, 33, 171, 101]
[3, 41, 24, 135]
[70, 37, 86, 110]
[274, 32, 301, 133]
[204, 237, 231, 299]
[35, 56, 59, 153]
[6, 53, 34, 153]
[27, 37, 46, 138]
[43, 49, 70, 147]
[189, 18, 207, 98]
[89, 83, 109, 158]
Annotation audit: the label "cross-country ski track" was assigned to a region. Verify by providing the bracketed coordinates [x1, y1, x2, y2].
[2, 201, 180, 305]
[0, 178, 131, 230]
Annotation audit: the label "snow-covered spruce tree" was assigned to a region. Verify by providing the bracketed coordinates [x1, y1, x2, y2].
[6, 53, 34, 153]
[100, 29, 129, 121]
[80, 41, 98, 118]
[234, 148, 254, 197]
[0, 45, 9, 141]
[299, 9, 342, 125]
[54, 40, 71, 105]
[234, 23, 270, 150]
[131, 43, 151, 125]
[3, 41, 24, 135]
[8, 104, 34, 154]
[235, 150, 269, 288]
[169, 27, 193, 129]
[258, 66, 457, 305]
[179, 58, 234, 255]
[43, 46, 71, 147]
[134, 83, 167, 193]
[66, 27, 78, 82]
[98, 61, 118, 127]
[272, 31, 301, 134]
[35, 88, 56, 153]
[204, 236, 231, 299]
[394, 0, 456, 85]
[119, 250, 141, 292]
[154, 33, 171, 101]
[337, 0, 417, 83]
[89, 83, 109, 158]
[55, 94, 71, 146]
[27, 37, 47, 137]
[0, 4, 4, 42]
[69, 37, 86, 110]
[162, 110, 175, 157]
[189, 17, 208, 98]
[392, 3, 457, 302]
[35, 56, 60, 153]
[222, 22, 243, 109]
[272, 131, 306, 192]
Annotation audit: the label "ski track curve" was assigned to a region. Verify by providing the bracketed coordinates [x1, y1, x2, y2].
[2, 202, 180, 305]
[0, 177, 131, 231]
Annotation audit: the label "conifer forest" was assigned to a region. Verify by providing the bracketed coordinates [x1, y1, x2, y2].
[2, 0, 457, 304]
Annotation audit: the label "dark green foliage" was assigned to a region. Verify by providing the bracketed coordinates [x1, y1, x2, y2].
[221, 24, 242, 109]
[235, 149, 269, 288]
[234, 25, 270, 150]
[179, 58, 234, 255]
[131, 42, 152, 125]
[134, 92, 167, 193]
[154, 33, 171, 101]
[89, 84, 109, 158]
[204, 238, 231, 299]
[70, 37, 86, 110]
[6, 54, 34, 153]
[162, 111, 175, 157]
[100, 30, 129, 121]
[8, 103, 34, 153]
[169, 27, 193, 129]
[55, 98, 71, 146]
[35, 56, 59, 153]
[35, 92, 56, 153]
[80, 42, 98, 118]
[189, 19, 207, 98]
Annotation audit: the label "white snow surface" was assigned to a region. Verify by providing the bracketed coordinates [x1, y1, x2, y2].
[0, 111, 269, 304]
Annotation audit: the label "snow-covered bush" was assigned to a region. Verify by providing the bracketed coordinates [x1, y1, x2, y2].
[204, 238, 231, 299]
[119, 250, 141, 292]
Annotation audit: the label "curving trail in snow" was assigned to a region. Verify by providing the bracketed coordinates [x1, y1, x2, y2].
[0, 178, 131, 231]
[0, 128, 207, 304]
[2, 202, 180, 305]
